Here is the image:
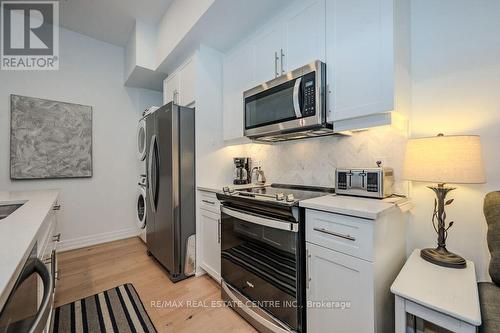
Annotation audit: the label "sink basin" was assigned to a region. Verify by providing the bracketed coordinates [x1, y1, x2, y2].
[0, 203, 24, 220]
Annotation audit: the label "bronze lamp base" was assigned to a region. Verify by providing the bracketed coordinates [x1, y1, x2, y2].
[422, 184, 467, 269]
[420, 247, 466, 269]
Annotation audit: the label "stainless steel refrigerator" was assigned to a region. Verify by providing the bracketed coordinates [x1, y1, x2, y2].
[144, 102, 195, 282]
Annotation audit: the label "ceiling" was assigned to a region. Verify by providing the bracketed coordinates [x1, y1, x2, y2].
[59, 0, 174, 46]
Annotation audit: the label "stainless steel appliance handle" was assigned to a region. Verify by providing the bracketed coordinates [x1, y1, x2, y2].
[222, 281, 292, 333]
[293, 77, 303, 118]
[148, 135, 157, 212]
[313, 227, 356, 241]
[16, 258, 54, 333]
[221, 206, 298, 232]
[153, 137, 160, 211]
[218, 218, 221, 244]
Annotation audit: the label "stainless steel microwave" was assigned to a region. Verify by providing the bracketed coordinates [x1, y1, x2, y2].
[243, 60, 333, 142]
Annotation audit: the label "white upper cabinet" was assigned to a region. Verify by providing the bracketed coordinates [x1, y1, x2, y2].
[223, 44, 254, 141]
[163, 71, 179, 105]
[222, 0, 326, 141]
[326, 0, 410, 127]
[221, 0, 409, 136]
[163, 56, 197, 107]
[179, 58, 196, 107]
[252, 0, 326, 83]
[252, 25, 285, 84]
[283, 0, 326, 71]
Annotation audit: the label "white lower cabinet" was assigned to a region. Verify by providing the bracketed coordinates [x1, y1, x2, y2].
[197, 190, 221, 282]
[305, 207, 406, 333]
[307, 242, 373, 333]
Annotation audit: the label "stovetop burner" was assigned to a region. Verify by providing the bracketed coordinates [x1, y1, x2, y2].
[222, 183, 335, 206]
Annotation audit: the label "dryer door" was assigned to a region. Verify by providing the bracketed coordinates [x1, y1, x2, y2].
[137, 119, 147, 161]
[136, 186, 147, 229]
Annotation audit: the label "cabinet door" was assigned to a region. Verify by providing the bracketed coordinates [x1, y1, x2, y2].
[222, 44, 254, 141]
[163, 71, 179, 105]
[307, 242, 374, 333]
[326, 0, 394, 122]
[283, 0, 326, 72]
[252, 25, 284, 84]
[200, 209, 221, 281]
[179, 57, 196, 107]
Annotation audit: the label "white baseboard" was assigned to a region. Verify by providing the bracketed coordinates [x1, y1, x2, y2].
[58, 227, 140, 252]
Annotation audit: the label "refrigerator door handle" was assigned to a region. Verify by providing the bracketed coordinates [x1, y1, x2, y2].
[153, 137, 160, 210]
[148, 135, 157, 212]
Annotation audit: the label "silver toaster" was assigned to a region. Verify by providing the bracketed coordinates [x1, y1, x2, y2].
[335, 168, 394, 198]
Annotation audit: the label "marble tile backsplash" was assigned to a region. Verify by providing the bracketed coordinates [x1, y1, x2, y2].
[227, 126, 408, 195]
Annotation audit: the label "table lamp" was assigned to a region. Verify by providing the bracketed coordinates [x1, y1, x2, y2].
[403, 134, 486, 268]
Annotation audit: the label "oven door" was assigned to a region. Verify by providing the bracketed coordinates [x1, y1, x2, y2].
[221, 206, 300, 332]
[244, 60, 325, 139]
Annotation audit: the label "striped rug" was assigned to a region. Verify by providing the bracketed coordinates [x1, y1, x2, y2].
[51, 284, 157, 333]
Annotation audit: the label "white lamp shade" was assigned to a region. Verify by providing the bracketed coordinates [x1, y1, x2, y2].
[403, 135, 486, 184]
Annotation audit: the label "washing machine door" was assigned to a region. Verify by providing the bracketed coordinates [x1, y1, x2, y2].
[137, 119, 147, 161]
[136, 186, 147, 229]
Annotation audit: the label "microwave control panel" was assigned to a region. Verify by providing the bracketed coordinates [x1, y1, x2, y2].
[302, 74, 316, 117]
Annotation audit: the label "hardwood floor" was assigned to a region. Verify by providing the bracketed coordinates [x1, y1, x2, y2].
[55, 237, 257, 333]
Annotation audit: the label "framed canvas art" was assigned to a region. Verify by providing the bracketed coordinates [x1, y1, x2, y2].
[10, 95, 93, 179]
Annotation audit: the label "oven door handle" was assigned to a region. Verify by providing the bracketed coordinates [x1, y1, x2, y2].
[221, 206, 298, 232]
[292, 77, 303, 118]
[16, 258, 54, 333]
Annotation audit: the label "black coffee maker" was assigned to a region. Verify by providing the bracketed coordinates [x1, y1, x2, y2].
[233, 157, 251, 185]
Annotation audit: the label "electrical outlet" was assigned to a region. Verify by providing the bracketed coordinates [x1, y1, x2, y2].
[374, 156, 387, 167]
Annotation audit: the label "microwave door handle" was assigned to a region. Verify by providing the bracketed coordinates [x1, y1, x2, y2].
[293, 77, 303, 118]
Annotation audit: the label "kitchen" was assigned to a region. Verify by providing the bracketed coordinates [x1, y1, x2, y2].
[0, 0, 499, 333]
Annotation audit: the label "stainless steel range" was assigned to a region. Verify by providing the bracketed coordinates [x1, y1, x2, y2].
[217, 184, 334, 333]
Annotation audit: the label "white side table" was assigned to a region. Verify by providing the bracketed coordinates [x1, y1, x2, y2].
[391, 249, 482, 333]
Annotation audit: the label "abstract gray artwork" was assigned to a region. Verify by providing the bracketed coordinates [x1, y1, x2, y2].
[10, 95, 92, 179]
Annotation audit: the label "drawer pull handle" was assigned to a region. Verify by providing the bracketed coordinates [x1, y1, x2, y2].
[202, 200, 216, 205]
[53, 204, 61, 211]
[52, 233, 61, 242]
[313, 227, 356, 241]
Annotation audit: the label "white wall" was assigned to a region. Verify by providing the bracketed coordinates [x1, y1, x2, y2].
[410, 0, 500, 281]
[0, 27, 162, 249]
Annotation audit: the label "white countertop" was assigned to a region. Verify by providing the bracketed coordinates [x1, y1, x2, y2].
[299, 194, 409, 220]
[0, 189, 60, 310]
[391, 249, 481, 326]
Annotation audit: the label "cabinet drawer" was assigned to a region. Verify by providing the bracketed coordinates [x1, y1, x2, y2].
[198, 191, 220, 214]
[306, 209, 374, 261]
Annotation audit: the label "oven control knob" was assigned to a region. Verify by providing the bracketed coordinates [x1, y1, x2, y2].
[276, 193, 285, 201]
[285, 194, 295, 202]
[223, 186, 235, 194]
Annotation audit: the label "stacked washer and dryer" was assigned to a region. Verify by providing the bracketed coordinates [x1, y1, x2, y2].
[136, 107, 157, 242]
